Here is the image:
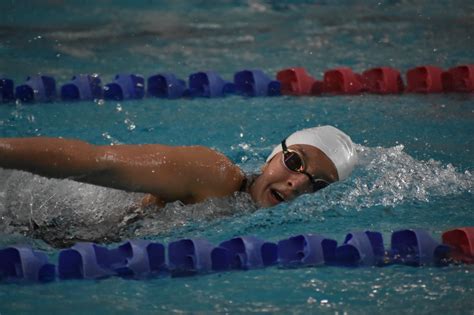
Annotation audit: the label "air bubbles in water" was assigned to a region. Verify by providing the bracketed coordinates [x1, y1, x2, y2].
[101, 132, 121, 145]
[124, 118, 136, 131]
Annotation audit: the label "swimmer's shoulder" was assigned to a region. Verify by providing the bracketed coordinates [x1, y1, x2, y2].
[189, 145, 245, 196]
[169, 145, 245, 203]
[139, 144, 245, 205]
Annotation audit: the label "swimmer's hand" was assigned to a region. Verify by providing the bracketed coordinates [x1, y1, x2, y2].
[0, 138, 245, 205]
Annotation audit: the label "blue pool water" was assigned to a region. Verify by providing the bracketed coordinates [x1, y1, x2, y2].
[1, 1, 473, 314]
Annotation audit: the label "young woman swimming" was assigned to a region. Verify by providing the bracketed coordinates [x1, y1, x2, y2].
[0, 125, 357, 208]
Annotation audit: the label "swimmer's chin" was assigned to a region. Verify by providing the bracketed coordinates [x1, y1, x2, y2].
[251, 187, 288, 208]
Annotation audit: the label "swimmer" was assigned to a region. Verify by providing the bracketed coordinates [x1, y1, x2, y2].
[0, 125, 357, 208]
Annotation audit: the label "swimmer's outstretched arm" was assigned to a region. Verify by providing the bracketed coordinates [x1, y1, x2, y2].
[0, 137, 244, 204]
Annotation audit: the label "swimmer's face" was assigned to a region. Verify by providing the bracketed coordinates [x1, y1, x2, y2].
[249, 144, 338, 208]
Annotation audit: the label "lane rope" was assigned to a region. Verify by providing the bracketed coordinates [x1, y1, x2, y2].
[1, 227, 472, 283]
[0, 65, 473, 103]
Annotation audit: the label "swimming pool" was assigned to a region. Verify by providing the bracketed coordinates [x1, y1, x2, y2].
[1, 1, 473, 314]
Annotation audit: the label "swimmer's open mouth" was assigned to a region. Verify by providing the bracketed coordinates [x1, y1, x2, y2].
[270, 189, 285, 203]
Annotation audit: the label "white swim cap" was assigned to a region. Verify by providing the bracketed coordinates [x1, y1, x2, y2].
[266, 125, 357, 181]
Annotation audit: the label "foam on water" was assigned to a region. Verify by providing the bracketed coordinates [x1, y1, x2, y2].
[0, 169, 146, 247]
[343, 144, 472, 209]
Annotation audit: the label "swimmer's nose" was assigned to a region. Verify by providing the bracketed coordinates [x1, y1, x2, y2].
[286, 174, 311, 194]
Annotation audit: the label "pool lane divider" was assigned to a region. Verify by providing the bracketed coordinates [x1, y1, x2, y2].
[1, 64, 472, 104]
[0, 227, 473, 283]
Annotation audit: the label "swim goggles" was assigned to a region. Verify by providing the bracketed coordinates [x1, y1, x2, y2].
[281, 139, 330, 192]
